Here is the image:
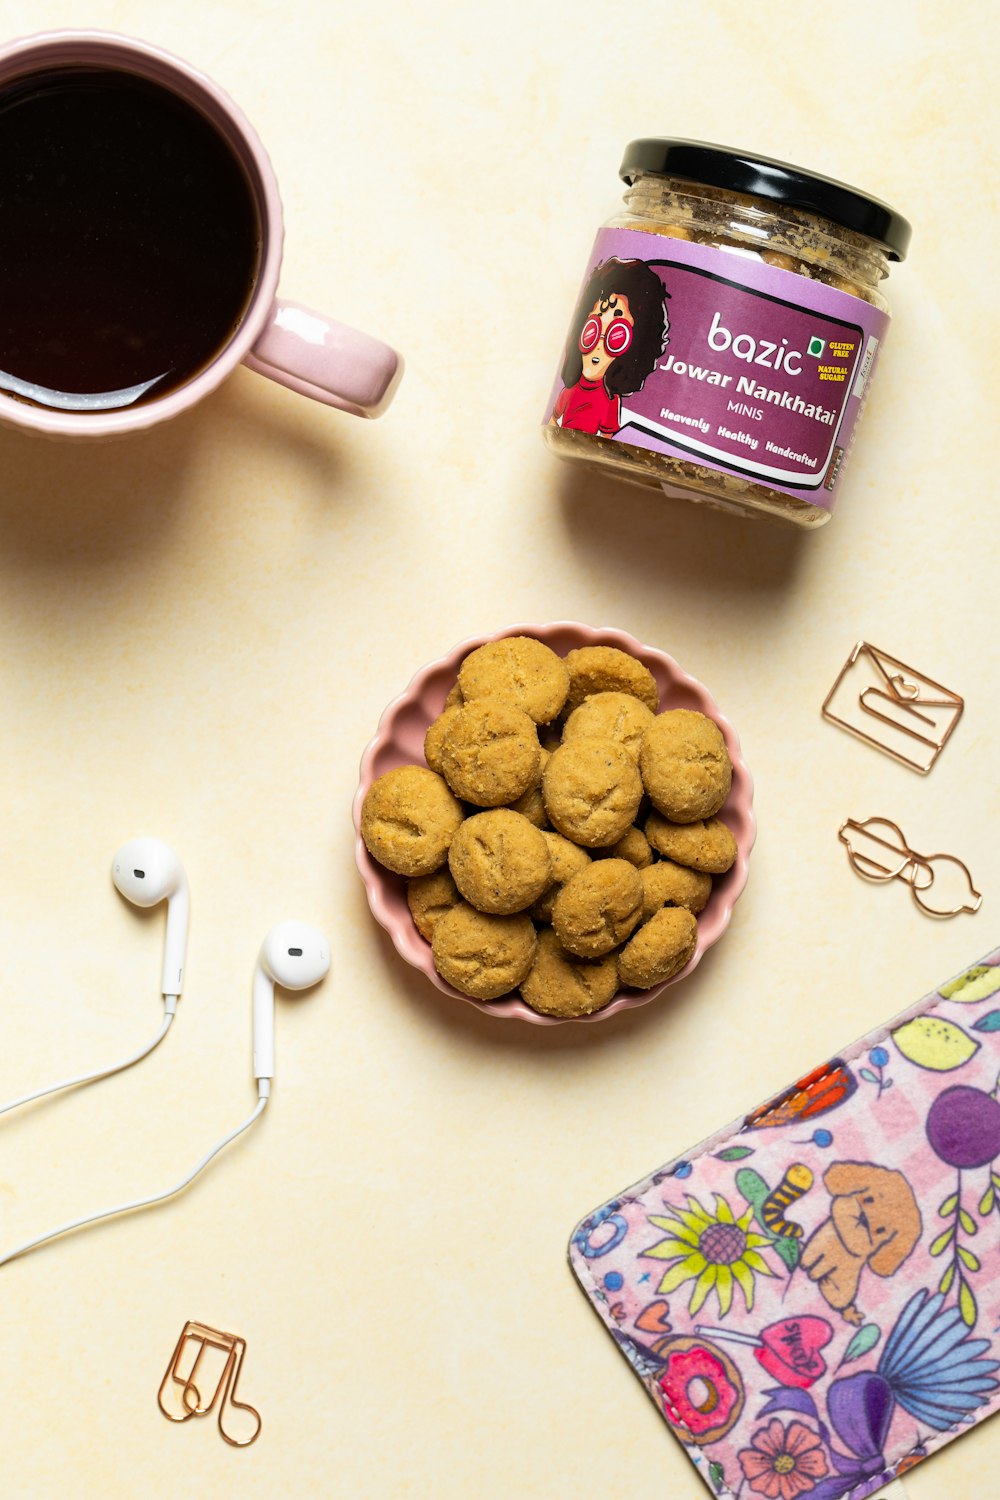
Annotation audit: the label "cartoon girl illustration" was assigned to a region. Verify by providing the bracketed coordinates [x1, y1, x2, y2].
[551, 257, 670, 437]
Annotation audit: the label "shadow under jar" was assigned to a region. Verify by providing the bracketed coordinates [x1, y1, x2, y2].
[544, 139, 911, 529]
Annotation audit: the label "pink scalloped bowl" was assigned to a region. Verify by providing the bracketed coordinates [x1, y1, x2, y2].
[353, 623, 755, 1025]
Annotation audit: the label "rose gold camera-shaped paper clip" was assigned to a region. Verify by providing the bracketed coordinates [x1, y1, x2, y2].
[838, 817, 982, 918]
[158, 1320, 261, 1447]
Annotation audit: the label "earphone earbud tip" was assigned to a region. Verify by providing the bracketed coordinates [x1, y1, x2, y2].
[260, 921, 331, 991]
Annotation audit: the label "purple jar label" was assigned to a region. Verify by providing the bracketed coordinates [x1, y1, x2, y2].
[545, 227, 891, 510]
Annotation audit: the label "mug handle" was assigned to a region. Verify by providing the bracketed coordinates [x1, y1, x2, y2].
[243, 300, 402, 418]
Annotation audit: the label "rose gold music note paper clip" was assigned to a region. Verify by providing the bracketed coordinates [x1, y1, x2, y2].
[158, 1320, 261, 1447]
[822, 642, 964, 774]
[838, 816, 982, 918]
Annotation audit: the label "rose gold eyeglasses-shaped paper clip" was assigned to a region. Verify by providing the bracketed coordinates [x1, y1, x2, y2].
[838, 817, 982, 919]
[158, 1321, 261, 1447]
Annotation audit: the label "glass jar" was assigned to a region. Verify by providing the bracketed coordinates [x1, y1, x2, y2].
[543, 140, 910, 528]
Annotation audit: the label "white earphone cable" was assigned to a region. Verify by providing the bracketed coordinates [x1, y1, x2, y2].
[0, 1084, 269, 1267]
[0, 998, 178, 1120]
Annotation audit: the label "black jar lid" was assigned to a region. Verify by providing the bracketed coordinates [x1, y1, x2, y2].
[620, 138, 910, 262]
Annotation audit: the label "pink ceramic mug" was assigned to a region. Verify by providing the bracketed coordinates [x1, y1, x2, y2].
[0, 30, 403, 438]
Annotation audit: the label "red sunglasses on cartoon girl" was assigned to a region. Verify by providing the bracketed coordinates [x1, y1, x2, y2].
[578, 312, 634, 358]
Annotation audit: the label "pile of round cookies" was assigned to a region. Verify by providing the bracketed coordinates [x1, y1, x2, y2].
[360, 636, 737, 1018]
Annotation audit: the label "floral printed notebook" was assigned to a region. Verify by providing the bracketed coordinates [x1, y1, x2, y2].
[569, 949, 1000, 1499]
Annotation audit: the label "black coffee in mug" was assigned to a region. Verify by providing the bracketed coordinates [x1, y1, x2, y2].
[0, 67, 259, 412]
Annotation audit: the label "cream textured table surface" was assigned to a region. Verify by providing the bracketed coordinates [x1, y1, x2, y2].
[0, 3, 996, 1497]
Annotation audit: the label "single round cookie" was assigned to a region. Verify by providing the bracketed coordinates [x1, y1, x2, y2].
[439, 700, 541, 807]
[448, 809, 551, 915]
[520, 928, 619, 1018]
[639, 710, 732, 823]
[543, 738, 642, 848]
[640, 860, 712, 920]
[618, 907, 697, 989]
[458, 636, 569, 724]
[552, 859, 643, 959]
[424, 705, 462, 775]
[431, 903, 536, 999]
[562, 691, 655, 763]
[407, 868, 462, 940]
[644, 812, 738, 874]
[563, 646, 659, 715]
[532, 831, 592, 922]
[595, 825, 652, 869]
[361, 765, 465, 877]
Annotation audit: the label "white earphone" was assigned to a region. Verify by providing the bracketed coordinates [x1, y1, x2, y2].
[0, 838, 189, 1122]
[112, 836, 190, 997]
[0, 922, 330, 1266]
[252, 920, 331, 1085]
